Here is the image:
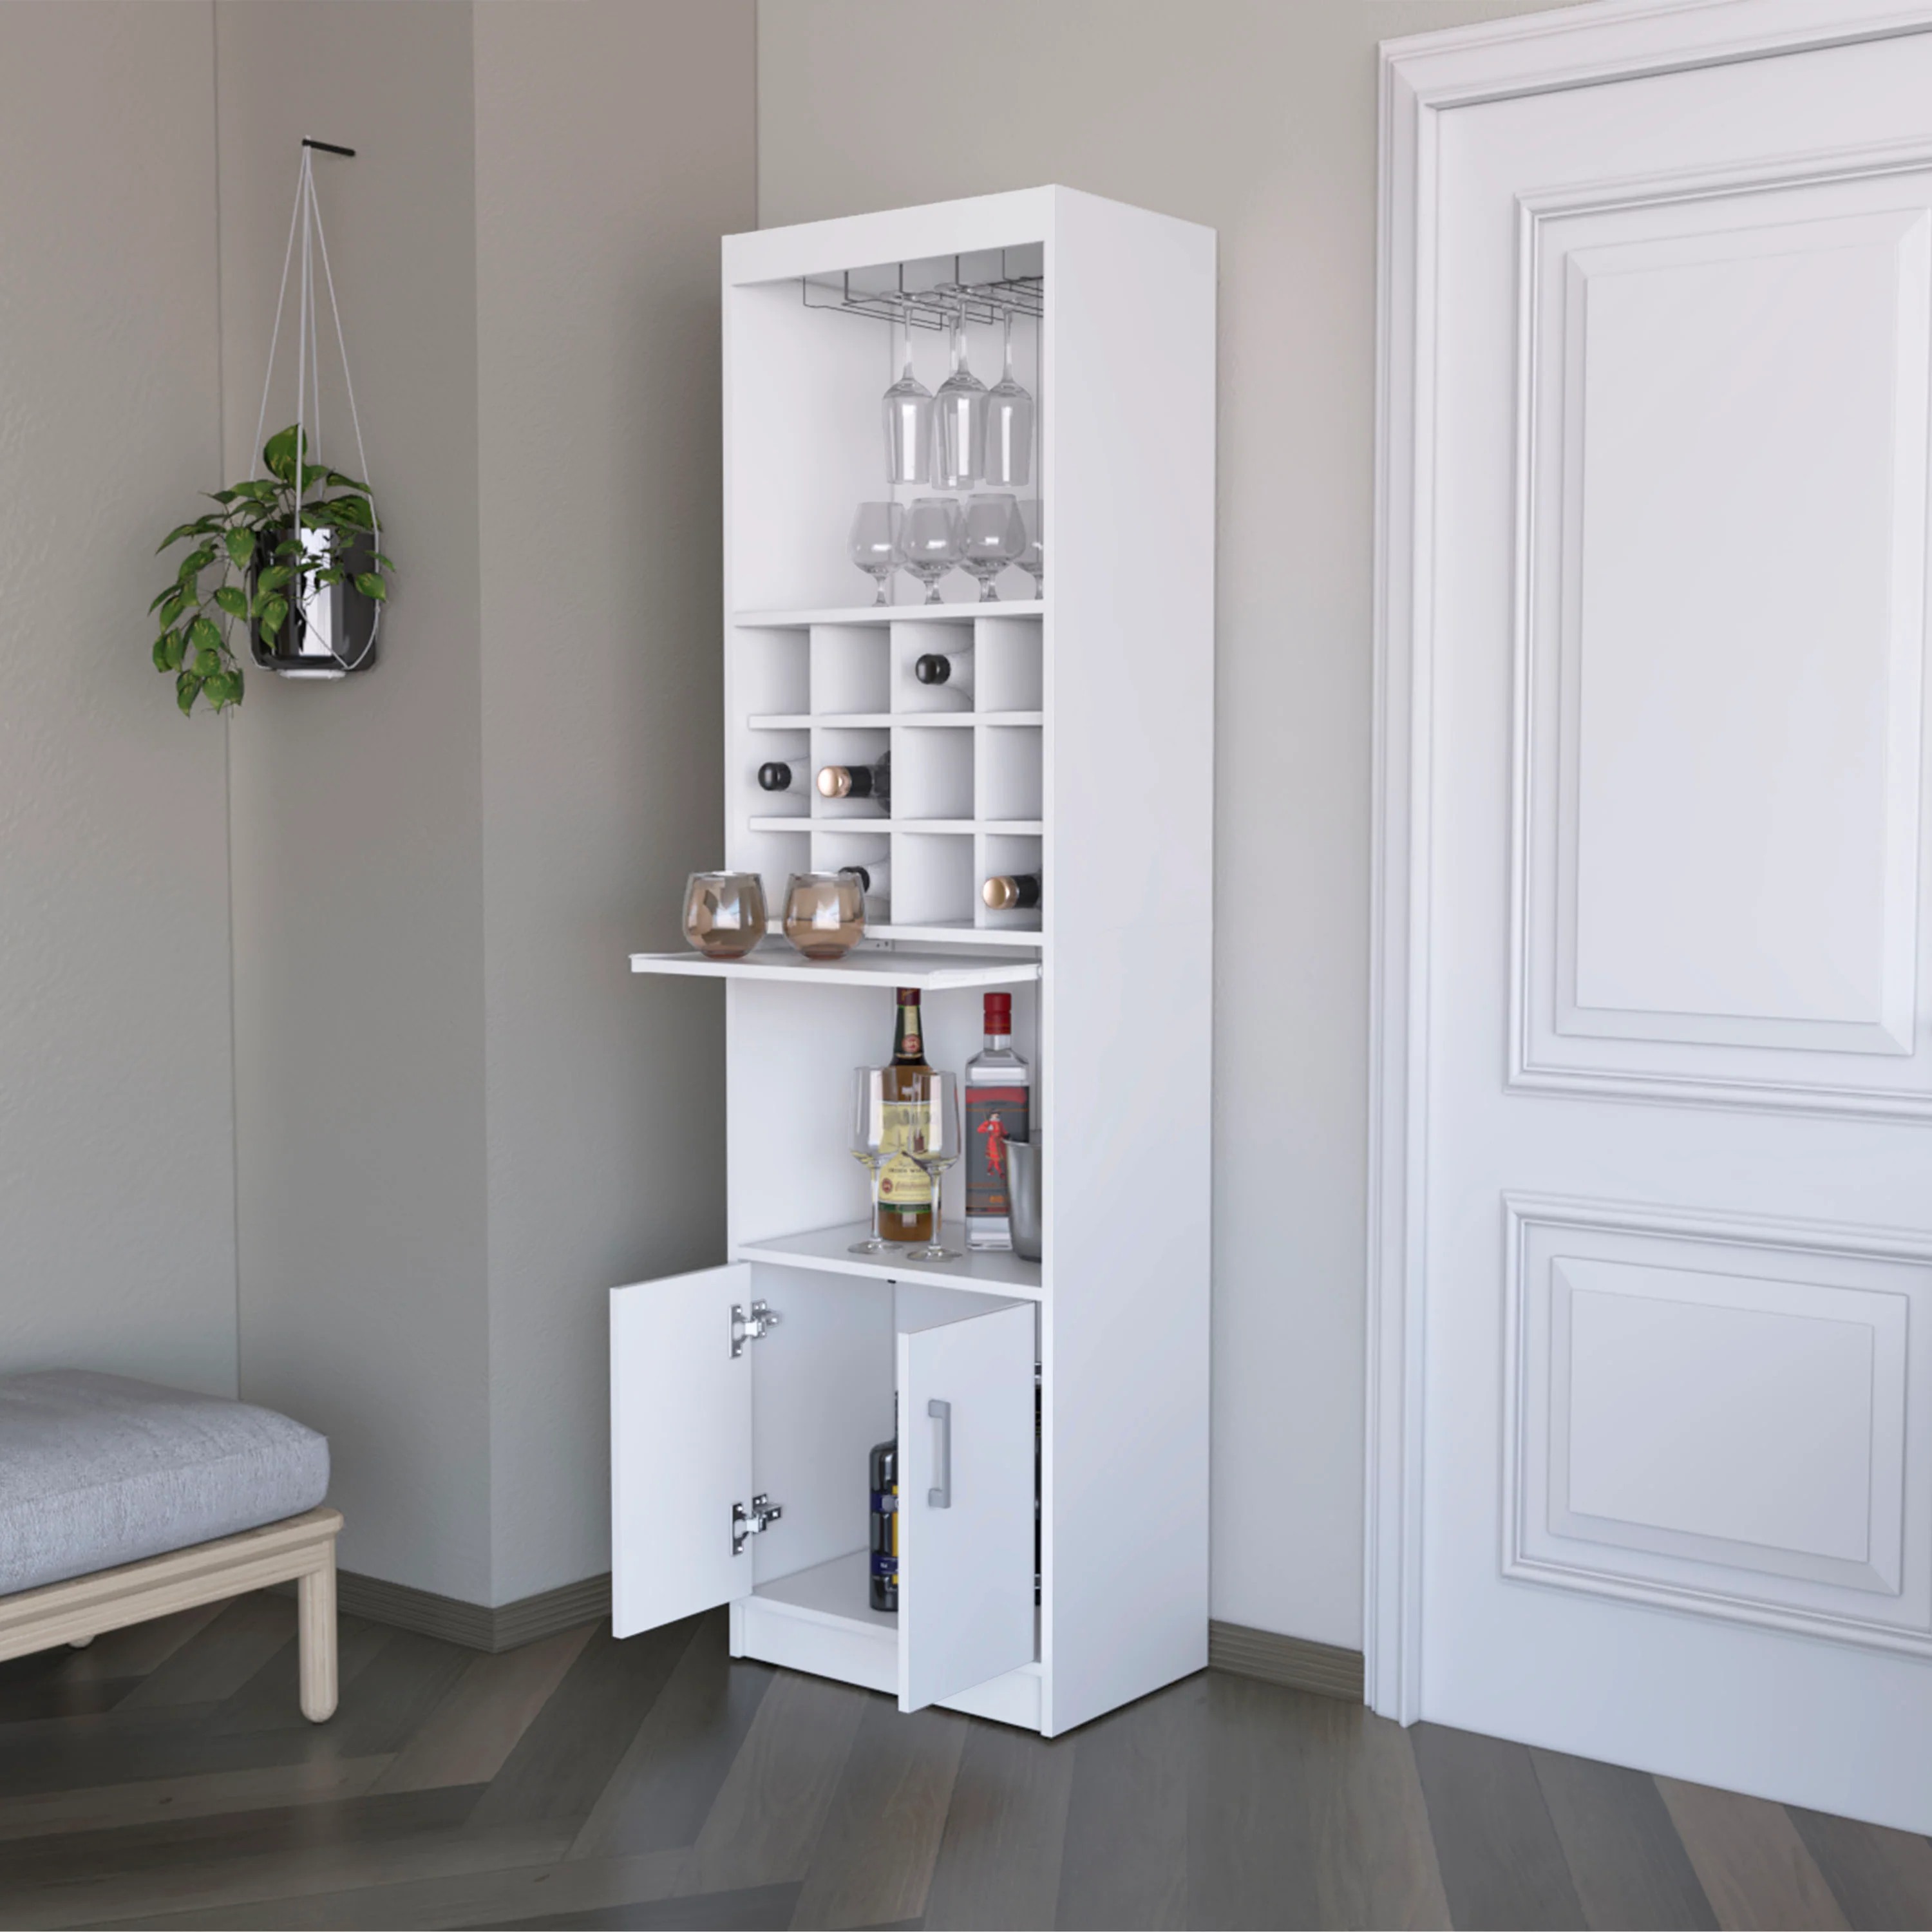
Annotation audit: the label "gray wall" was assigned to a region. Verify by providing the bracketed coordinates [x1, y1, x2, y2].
[754, 0, 1566, 1648]
[474, 1, 750, 1604]
[0, 1, 237, 1397]
[218, 0, 751, 1604]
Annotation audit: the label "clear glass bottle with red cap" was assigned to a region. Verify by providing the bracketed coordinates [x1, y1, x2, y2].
[965, 990, 1032, 1250]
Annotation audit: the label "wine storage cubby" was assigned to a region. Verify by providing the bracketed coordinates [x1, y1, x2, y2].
[621, 187, 1213, 1738]
[732, 607, 1046, 936]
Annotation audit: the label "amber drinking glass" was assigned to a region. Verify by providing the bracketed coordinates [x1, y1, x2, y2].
[683, 871, 768, 959]
[782, 870, 866, 960]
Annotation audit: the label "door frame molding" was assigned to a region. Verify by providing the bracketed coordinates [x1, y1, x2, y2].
[1366, 0, 1932, 1723]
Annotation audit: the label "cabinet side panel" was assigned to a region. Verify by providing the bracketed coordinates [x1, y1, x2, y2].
[1043, 192, 1216, 1732]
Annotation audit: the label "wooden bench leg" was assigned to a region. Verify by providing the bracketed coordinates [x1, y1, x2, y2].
[298, 1552, 337, 1723]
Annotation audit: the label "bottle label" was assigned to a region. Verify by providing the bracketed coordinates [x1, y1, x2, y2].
[877, 1101, 933, 1209]
[871, 1487, 898, 1581]
[965, 1085, 1029, 1217]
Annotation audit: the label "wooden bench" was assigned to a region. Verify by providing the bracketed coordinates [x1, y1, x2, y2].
[0, 1506, 344, 1719]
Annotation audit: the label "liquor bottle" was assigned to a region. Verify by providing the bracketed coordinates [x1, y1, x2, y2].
[837, 860, 891, 908]
[757, 760, 799, 793]
[981, 871, 1042, 911]
[869, 1421, 899, 1612]
[966, 991, 1031, 1250]
[878, 986, 933, 1243]
[914, 647, 974, 694]
[817, 752, 891, 806]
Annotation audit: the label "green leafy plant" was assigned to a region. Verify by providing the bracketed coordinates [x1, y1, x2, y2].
[149, 426, 391, 715]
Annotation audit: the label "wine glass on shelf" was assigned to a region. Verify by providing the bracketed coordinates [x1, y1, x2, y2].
[882, 314, 933, 486]
[901, 1070, 963, 1262]
[1016, 500, 1044, 600]
[848, 501, 902, 607]
[902, 496, 963, 603]
[983, 310, 1034, 489]
[960, 493, 1026, 602]
[933, 300, 987, 489]
[849, 1067, 897, 1254]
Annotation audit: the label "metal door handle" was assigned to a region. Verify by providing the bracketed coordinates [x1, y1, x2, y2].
[927, 1398, 951, 1508]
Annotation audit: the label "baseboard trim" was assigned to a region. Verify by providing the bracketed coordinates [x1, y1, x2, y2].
[276, 1568, 611, 1653]
[1209, 1620, 1365, 1702]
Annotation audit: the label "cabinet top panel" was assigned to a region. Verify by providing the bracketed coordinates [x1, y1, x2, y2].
[630, 947, 1039, 992]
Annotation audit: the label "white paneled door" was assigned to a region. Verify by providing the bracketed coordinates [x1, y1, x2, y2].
[1378, 2, 1932, 1830]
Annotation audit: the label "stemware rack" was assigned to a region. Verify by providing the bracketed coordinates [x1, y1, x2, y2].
[802, 245, 1044, 330]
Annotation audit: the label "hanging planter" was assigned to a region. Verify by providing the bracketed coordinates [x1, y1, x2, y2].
[146, 140, 390, 714]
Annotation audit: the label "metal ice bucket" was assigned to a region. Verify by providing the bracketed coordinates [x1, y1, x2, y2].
[1007, 1138, 1043, 1262]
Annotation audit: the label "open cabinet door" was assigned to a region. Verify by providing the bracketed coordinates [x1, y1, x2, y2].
[611, 1262, 754, 1638]
[898, 1300, 1036, 1712]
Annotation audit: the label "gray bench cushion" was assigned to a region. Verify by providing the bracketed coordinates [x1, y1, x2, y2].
[0, 1371, 330, 1596]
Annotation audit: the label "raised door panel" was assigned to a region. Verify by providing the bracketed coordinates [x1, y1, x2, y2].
[1504, 1199, 1932, 1651]
[611, 1262, 753, 1638]
[897, 1298, 1036, 1712]
[1513, 160, 1932, 1113]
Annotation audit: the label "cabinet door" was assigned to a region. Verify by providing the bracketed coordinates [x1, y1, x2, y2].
[897, 1300, 1037, 1712]
[611, 1262, 754, 1638]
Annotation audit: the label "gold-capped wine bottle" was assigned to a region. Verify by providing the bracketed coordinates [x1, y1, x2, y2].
[817, 752, 891, 805]
[982, 871, 1042, 912]
[878, 987, 933, 1244]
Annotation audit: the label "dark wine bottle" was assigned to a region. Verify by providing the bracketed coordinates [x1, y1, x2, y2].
[869, 1426, 899, 1612]
[982, 871, 1042, 911]
[817, 751, 891, 805]
[838, 860, 891, 902]
[757, 761, 797, 793]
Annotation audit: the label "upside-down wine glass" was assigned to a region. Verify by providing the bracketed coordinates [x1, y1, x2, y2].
[849, 501, 902, 607]
[882, 314, 933, 486]
[983, 309, 1034, 489]
[902, 496, 963, 603]
[849, 1066, 896, 1253]
[933, 299, 987, 489]
[900, 1069, 963, 1262]
[959, 492, 1026, 602]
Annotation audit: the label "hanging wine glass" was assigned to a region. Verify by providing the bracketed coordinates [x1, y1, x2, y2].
[882, 314, 933, 487]
[983, 310, 1034, 489]
[933, 299, 987, 490]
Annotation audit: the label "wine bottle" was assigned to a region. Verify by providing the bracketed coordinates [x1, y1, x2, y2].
[757, 760, 798, 793]
[838, 860, 891, 905]
[817, 752, 891, 805]
[914, 647, 974, 692]
[878, 986, 933, 1244]
[966, 991, 1031, 1250]
[869, 1422, 899, 1612]
[982, 871, 1042, 911]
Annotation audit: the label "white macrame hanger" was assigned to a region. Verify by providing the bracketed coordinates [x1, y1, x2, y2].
[252, 139, 379, 672]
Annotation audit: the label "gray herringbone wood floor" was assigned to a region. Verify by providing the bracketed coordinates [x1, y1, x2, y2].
[0, 1596, 1926, 1929]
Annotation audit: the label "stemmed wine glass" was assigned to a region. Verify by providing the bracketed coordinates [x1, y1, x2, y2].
[849, 502, 902, 607]
[960, 493, 1026, 601]
[882, 316, 933, 486]
[933, 300, 987, 489]
[1016, 500, 1044, 600]
[900, 1070, 963, 1262]
[850, 1067, 896, 1254]
[902, 497, 963, 603]
[983, 310, 1034, 489]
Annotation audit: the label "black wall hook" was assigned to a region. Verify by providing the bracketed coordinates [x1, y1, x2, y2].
[302, 138, 356, 158]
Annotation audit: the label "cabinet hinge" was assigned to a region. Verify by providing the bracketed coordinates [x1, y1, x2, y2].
[732, 1493, 783, 1555]
[729, 1300, 779, 1358]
